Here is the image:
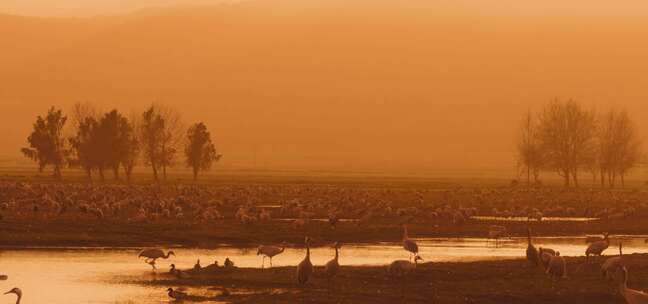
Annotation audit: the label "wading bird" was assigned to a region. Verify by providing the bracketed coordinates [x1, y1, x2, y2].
[602, 243, 624, 283]
[402, 224, 419, 261]
[325, 242, 341, 285]
[138, 249, 175, 269]
[586, 232, 610, 263]
[619, 267, 648, 304]
[526, 228, 539, 267]
[167, 288, 187, 300]
[297, 237, 313, 284]
[257, 242, 287, 269]
[3, 288, 22, 304]
[546, 251, 567, 280]
[539, 247, 556, 270]
[388, 255, 423, 278]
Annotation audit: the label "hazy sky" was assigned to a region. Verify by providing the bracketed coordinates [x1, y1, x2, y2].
[4, 0, 648, 17]
[2, 0, 648, 176]
[0, 0, 231, 16]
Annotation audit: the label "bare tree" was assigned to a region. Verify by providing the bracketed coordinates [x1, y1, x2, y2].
[122, 111, 141, 182]
[598, 109, 642, 188]
[140, 106, 164, 181]
[516, 110, 543, 185]
[156, 104, 185, 181]
[536, 99, 596, 187]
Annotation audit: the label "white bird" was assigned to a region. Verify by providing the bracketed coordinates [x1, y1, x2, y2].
[167, 287, 188, 300]
[257, 242, 287, 269]
[297, 237, 313, 284]
[3, 288, 22, 304]
[619, 267, 648, 304]
[602, 242, 624, 283]
[138, 249, 175, 269]
[388, 255, 423, 278]
[586, 232, 610, 263]
[402, 224, 419, 261]
[526, 228, 539, 267]
[325, 242, 341, 283]
[545, 251, 567, 280]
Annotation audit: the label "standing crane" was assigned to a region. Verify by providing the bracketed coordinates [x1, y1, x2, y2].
[586, 233, 610, 263]
[325, 242, 341, 287]
[257, 242, 287, 269]
[138, 249, 175, 269]
[402, 224, 419, 261]
[297, 237, 313, 284]
[526, 228, 539, 267]
[602, 242, 624, 283]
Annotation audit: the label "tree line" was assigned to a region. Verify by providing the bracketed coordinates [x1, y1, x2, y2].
[516, 99, 643, 188]
[22, 103, 221, 181]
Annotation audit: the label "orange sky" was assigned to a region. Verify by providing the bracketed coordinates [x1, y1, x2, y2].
[1, 0, 648, 176]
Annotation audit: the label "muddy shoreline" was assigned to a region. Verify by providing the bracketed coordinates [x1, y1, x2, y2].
[117, 254, 648, 303]
[2, 217, 647, 248]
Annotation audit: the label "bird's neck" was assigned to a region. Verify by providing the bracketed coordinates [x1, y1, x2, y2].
[334, 247, 339, 260]
[306, 245, 310, 259]
[15, 295, 21, 304]
[165, 252, 171, 258]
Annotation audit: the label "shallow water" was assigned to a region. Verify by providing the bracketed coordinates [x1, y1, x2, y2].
[471, 216, 599, 222]
[0, 235, 645, 303]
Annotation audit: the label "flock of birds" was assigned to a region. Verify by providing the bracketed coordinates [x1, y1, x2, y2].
[133, 224, 421, 300]
[526, 228, 648, 303]
[1, 182, 646, 230]
[3, 181, 648, 302]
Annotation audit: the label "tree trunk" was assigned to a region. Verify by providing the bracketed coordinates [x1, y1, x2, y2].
[193, 167, 199, 181]
[152, 162, 158, 181]
[562, 170, 571, 187]
[527, 166, 530, 186]
[53, 164, 62, 179]
[124, 165, 132, 183]
[600, 168, 605, 188]
[113, 165, 120, 180]
[533, 167, 540, 184]
[621, 173, 625, 188]
[572, 168, 579, 188]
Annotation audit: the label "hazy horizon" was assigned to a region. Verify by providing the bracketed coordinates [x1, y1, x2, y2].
[2, 0, 648, 177]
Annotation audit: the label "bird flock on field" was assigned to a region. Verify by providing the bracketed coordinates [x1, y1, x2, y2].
[3, 181, 648, 302]
[1, 182, 647, 229]
[526, 228, 648, 303]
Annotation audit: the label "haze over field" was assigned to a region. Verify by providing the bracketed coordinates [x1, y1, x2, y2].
[2, 0, 648, 175]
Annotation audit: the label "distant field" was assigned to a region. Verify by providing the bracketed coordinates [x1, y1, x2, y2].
[1, 165, 647, 189]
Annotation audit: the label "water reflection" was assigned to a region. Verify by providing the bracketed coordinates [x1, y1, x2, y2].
[471, 216, 599, 222]
[0, 235, 646, 303]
